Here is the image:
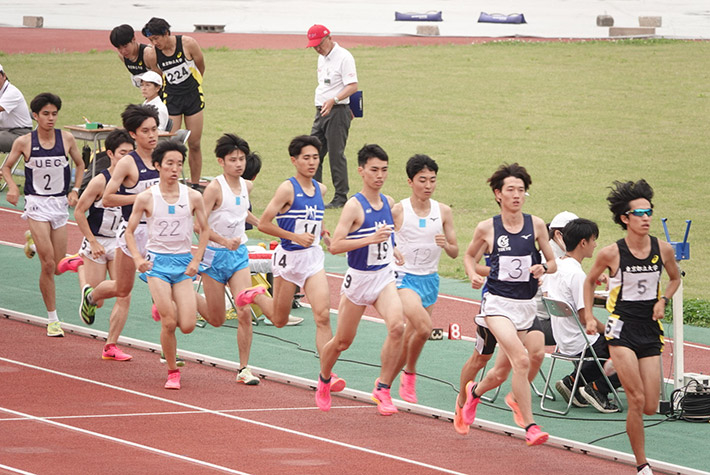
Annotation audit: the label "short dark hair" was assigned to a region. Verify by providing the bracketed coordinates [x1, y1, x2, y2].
[288, 135, 321, 158]
[562, 218, 599, 252]
[242, 152, 262, 181]
[152, 139, 186, 166]
[121, 104, 159, 133]
[30, 93, 62, 114]
[607, 179, 654, 230]
[357, 144, 388, 167]
[487, 162, 532, 193]
[142, 17, 171, 37]
[405, 154, 438, 179]
[105, 129, 135, 154]
[109, 24, 135, 47]
[214, 133, 250, 160]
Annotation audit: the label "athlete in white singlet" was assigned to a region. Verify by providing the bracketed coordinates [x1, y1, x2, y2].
[125, 139, 208, 390]
[391, 154, 458, 404]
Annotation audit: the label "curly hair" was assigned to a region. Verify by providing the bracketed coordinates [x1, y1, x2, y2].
[607, 179, 654, 230]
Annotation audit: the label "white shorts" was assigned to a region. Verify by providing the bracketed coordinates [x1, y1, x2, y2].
[22, 195, 69, 229]
[341, 265, 395, 307]
[272, 245, 324, 288]
[116, 221, 149, 259]
[475, 293, 537, 331]
[79, 235, 117, 265]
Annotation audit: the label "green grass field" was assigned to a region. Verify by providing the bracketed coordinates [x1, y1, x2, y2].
[2, 39, 708, 300]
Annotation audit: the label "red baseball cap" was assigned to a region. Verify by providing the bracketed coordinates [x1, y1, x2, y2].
[306, 24, 330, 47]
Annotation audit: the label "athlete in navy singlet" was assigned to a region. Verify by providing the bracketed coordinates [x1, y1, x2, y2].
[314, 144, 405, 416]
[454, 163, 555, 446]
[1, 92, 83, 337]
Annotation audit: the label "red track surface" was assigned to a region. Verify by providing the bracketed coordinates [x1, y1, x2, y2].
[1, 317, 634, 474]
[0, 27, 573, 55]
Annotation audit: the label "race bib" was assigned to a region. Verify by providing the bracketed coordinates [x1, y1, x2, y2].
[30, 156, 67, 195]
[98, 208, 122, 237]
[163, 63, 191, 85]
[201, 247, 216, 267]
[294, 218, 321, 246]
[154, 216, 189, 242]
[622, 271, 658, 301]
[367, 239, 393, 266]
[604, 316, 624, 339]
[498, 255, 532, 282]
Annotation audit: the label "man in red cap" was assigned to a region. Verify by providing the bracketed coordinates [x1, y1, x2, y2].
[306, 24, 358, 209]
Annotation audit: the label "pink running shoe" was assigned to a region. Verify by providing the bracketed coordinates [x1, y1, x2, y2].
[330, 373, 346, 393]
[505, 392, 525, 428]
[102, 344, 133, 361]
[57, 254, 83, 274]
[315, 377, 331, 411]
[453, 404, 470, 435]
[398, 371, 417, 403]
[525, 424, 549, 446]
[461, 381, 481, 425]
[151, 304, 161, 322]
[371, 379, 398, 416]
[235, 285, 267, 307]
[165, 371, 181, 390]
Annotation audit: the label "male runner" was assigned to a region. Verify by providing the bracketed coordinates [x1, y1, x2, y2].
[199, 133, 265, 385]
[454, 163, 555, 446]
[583, 180, 680, 475]
[71, 129, 135, 360]
[254, 135, 345, 391]
[79, 105, 160, 326]
[2, 92, 84, 337]
[125, 140, 209, 389]
[109, 24, 155, 86]
[391, 154, 458, 403]
[314, 144, 404, 415]
[142, 17, 205, 187]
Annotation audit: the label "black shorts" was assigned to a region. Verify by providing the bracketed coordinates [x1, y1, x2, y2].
[606, 316, 664, 359]
[164, 88, 204, 116]
[476, 316, 544, 356]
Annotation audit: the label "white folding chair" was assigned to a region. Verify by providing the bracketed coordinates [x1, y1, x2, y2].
[478, 359, 554, 403]
[540, 296, 624, 415]
[0, 152, 26, 192]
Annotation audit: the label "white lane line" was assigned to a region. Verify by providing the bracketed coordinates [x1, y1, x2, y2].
[0, 406, 248, 475]
[0, 405, 371, 422]
[0, 356, 466, 475]
[0, 464, 37, 475]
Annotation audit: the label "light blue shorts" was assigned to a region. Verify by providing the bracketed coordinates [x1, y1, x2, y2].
[396, 271, 440, 308]
[141, 252, 195, 285]
[199, 245, 249, 284]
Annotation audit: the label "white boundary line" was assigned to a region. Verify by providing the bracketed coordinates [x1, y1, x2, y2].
[0, 355, 466, 475]
[0, 464, 37, 475]
[0, 405, 249, 474]
[2, 308, 707, 475]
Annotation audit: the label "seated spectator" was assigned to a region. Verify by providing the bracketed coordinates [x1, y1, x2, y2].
[0, 64, 33, 153]
[136, 71, 169, 131]
[542, 218, 622, 413]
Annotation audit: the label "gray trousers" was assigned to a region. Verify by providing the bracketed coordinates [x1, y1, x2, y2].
[310, 104, 351, 204]
[0, 127, 31, 153]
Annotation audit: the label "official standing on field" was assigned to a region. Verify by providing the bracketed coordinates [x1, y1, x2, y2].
[306, 25, 358, 209]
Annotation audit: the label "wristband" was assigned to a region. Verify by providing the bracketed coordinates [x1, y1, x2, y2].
[71, 187, 80, 193]
[333, 96, 340, 105]
[661, 296, 670, 305]
[541, 262, 548, 273]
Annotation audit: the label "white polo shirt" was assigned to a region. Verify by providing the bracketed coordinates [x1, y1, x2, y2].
[314, 42, 357, 107]
[542, 257, 599, 355]
[143, 96, 170, 132]
[0, 80, 32, 130]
